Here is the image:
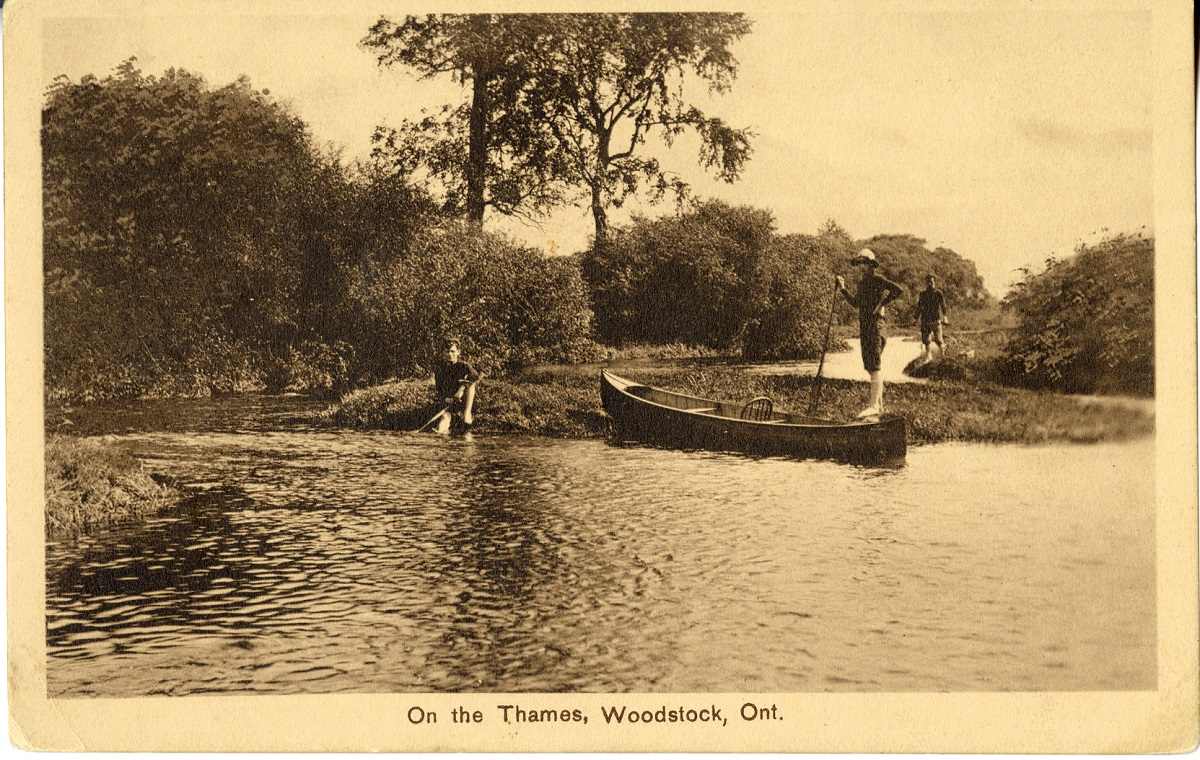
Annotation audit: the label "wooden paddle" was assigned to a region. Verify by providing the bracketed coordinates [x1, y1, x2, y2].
[807, 279, 840, 416]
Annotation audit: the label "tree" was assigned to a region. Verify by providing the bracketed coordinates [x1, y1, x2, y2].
[340, 221, 596, 378]
[43, 59, 322, 399]
[849, 234, 992, 315]
[524, 13, 754, 251]
[43, 58, 596, 402]
[362, 14, 566, 223]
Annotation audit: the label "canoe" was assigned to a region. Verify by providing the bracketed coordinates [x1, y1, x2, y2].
[599, 369, 906, 463]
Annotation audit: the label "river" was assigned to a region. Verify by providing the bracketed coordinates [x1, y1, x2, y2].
[46, 390, 1155, 696]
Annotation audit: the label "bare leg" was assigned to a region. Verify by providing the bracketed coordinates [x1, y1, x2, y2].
[434, 410, 451, 434]
[461, 383, 476, 425]
[857, 371, 884, 418]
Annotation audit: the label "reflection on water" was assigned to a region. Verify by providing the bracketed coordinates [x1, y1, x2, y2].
[46, 397, 1155, 696]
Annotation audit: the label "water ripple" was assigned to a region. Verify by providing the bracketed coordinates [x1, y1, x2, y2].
[46, 398, 1156, 696]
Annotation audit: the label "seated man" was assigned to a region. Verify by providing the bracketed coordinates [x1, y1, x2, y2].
[433, 340, 480, 434]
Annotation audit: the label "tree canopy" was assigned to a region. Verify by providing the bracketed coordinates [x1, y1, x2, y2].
[43, 59, 321, 398]
[584, 200, 841, 358]
[835, 233, 993, 316]
[362, 14, 567, 223]
[363, 13, 754, 246]
[522, 13, 754, 250]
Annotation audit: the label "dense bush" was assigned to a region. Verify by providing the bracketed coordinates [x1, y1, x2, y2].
[998, 233, 1154, 395]
[741, 234, 844, 359]
[583, 201, 775, 347]
[43, 61, 597, 403]
[848, 233, 993, 315]
[340, 221, 597, 379]
[585, 200, 837, 353]
[263, 340, 357, 396]
[43, 60, 325, 402]
[582, 206, 989, 359]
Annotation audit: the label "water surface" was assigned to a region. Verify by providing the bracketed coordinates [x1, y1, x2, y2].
[46, 395, 1155, 696]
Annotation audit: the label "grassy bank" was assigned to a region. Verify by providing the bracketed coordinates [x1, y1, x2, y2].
[45, 435, 179, 539]
[598, 342, 722, 361]
[327, 368, 1153, 445]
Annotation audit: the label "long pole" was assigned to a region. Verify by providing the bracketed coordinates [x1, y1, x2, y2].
[808, 280, 840, 416]
[415, 406, 450, 433]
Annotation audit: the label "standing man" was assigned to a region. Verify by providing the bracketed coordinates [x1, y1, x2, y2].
[915, 273, 950, 363]
[835, 248, 904, 419]
[433, 339, 480, 434]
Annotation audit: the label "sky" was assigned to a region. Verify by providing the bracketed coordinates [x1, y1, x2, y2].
[42, 9, 1154, 296]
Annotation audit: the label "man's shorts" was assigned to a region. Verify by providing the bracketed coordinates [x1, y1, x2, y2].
[860, 326, 886, 372]
[920, 321, 944, 346]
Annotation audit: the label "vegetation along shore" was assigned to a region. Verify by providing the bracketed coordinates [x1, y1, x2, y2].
[326, 368, 1154, 446]
[45, 435, 179, 539]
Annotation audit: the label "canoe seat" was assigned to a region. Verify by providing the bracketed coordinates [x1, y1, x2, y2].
[739, 396, 774, 421]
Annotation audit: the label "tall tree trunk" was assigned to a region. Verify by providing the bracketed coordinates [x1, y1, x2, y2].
[590, 182, 608, 254]
[466, 66, 489, 225]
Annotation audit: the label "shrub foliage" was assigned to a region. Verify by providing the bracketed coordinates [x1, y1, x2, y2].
[43, 61, 597, 402]
[999, 233, 1154, 395]
[583, 201, 845, 358]
[340, 221, 596, 378]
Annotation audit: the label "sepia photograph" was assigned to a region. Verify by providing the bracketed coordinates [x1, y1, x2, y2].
[6, 0, 1197, 752]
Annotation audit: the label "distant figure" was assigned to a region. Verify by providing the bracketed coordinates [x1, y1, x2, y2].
[433, 340, 480, 434]
[916, 273, 950, 362]
[836, 248, 904, 419]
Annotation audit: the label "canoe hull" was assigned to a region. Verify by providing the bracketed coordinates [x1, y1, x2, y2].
[600, 370, 906, 463]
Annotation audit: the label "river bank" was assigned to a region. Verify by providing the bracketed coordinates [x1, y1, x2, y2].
[326, 367, 1154, 445]
[46, 356, 1154, 538]
[45, 435, 179, 538]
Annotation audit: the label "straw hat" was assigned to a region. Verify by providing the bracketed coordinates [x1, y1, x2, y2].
[852, 248, 877, 264]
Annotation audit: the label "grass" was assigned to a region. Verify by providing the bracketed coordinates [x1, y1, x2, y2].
[597, 342, 723, 361]
[904, 328, 1012, 384]
[326, 367, 1153, 445]
[328, 375, 610, 437]
[45, 435, 179, 539]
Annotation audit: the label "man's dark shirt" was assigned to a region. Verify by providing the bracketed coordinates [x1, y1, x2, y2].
[917, 287, 947, 325]
[434, 360, 480, 400]
[841, 271, 904, 331]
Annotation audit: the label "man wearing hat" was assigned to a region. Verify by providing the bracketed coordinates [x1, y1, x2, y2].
[835, 248, 904, 418]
